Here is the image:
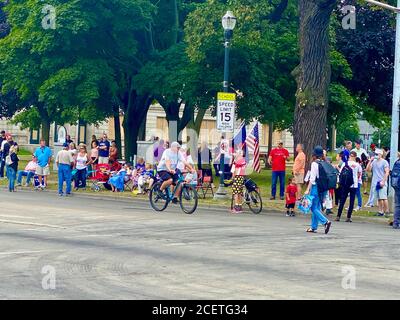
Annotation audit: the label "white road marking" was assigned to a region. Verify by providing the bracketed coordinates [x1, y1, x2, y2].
[0, 219, 66, 229]
[0, 214, 38, 219]
[0, 250, 59, 256]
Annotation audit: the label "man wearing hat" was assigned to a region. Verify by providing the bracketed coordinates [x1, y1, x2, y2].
[304, 146, 332, 234]
[366, 148, 390, 216]
[268, 141, 289, 200]
[56, 142, 74, 196]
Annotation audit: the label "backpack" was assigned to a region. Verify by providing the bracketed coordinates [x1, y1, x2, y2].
[391, 160, 400, 191]
[339, 164, 355, 189]
[316, 160, 337, 193]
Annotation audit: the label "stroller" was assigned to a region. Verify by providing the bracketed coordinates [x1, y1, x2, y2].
[87, 164, 113, 192]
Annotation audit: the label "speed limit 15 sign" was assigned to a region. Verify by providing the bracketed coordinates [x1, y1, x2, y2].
[217, 92, 236, 132]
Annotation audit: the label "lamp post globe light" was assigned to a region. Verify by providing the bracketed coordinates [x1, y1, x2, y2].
[215, 11, 236, 199]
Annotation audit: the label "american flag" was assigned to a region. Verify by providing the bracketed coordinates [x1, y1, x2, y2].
[246, 123, 261, 173]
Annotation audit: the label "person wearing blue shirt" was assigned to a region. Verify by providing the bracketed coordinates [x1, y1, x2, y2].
[98, 134, 110, 164]
[34, 139, 52, 189]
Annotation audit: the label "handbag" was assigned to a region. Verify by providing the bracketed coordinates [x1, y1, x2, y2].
[297, 195, 314, 214]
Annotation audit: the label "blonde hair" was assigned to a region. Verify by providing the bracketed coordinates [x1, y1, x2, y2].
[9, 145, 18, 154]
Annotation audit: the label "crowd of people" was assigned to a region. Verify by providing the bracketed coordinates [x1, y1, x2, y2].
[266, 138, 396, 232]
[1, 128, 398, 231]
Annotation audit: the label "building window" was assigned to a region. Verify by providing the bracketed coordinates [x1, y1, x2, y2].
[30, 128, 40, 144]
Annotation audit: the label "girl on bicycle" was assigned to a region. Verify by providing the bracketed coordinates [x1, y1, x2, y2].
[231, 147, 247, 213]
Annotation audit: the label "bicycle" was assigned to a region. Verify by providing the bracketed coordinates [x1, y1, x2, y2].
[229, 177, 263, 214]
[149, 172, 198, 214]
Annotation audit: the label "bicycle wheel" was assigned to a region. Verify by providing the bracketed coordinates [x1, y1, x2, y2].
[149, 182, 169, 212]
[246, 190, 263, 214]
[179, 185, 198, 214]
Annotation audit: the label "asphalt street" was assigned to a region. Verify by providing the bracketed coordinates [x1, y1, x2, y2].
[0, 190, 399, 299]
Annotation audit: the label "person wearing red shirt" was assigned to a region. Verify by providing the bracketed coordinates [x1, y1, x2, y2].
[285, 177, 298, 217]
[268, 141, 290, 200]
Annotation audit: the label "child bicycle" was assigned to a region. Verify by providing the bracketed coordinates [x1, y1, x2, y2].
[149, 172, 198, 214]
[226, 177, 263, 214]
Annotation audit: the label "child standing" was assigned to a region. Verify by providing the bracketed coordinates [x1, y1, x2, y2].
[230, 148, 247, 213]
[285, 177, 297, 217]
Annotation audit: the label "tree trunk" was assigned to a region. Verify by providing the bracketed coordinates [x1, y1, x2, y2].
[113, 104, 122, 158]
[186, 107, 207, 164]
[40, 116, 51, 145]
[122, 95, 151, 162]
[293, 0, 336, 161]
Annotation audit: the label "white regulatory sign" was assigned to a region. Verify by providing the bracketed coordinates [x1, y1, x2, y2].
[217, 92, 236, 132]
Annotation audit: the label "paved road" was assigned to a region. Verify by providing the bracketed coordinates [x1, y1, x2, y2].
[0, 190, 399, 300]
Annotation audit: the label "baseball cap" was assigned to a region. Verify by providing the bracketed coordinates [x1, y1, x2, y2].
[375, 148, 383, 155]
[312, 146, 324, 157]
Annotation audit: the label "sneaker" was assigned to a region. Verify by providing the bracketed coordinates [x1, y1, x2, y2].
[58, 193, 64, 196]
[324, 221, 332, 234]
[290, 212, 296, 217]
[236, 206, 243, 213]
[335, 216, 341, 222]
[285, 213, 290, 217]
[364, 204, 374, 208]
[345, 218, 352, 223]
[231, 205, 241, 213]
[393, 225, 400, 230]
[270, 197, 275, 200]
[353, 206, 361, 212]
[375, 212, 385, 217]
[280, 197, 285, 201]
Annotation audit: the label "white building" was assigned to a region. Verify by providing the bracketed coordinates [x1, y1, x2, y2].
[0, 103, 294, 155]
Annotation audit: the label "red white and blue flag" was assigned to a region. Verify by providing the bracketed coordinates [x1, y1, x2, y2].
[246, 122, 261, 173]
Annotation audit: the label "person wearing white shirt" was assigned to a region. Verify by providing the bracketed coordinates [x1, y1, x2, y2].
[304, 146, 332, 234]
[336, 151, 362, 222]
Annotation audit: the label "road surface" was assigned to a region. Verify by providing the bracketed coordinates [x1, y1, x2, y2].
[0, 190, 399, 299]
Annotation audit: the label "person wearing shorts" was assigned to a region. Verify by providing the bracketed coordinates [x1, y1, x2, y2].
[285, 177, 297, 217]
[367, 148, 390, 216]
[157, 142, 195, 203]
[34, 139, 52, 189]
[293, 143, 306, 197]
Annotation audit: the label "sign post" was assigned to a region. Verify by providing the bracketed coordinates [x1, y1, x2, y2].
[215, 92, 236, 199]
[217, 92, 236, 133]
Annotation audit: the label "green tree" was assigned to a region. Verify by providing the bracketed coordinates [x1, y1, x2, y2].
[184, 0, 298, 130]
[0, 0, 153, 143]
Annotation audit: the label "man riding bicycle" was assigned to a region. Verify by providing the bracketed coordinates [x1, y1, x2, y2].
[157, 142, 195, 203]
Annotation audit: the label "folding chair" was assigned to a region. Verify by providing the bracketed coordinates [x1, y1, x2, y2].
[196, 170, 214, 199]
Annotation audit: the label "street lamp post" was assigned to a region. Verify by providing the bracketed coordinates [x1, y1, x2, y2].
[215, 11, 237, 199]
